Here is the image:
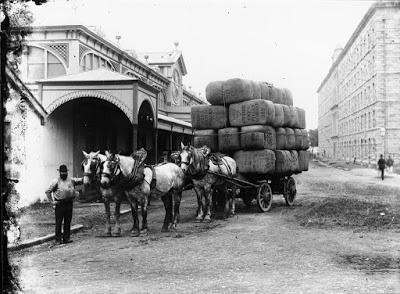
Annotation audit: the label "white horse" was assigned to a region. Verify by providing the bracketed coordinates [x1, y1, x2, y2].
[82, 151, 135, 236]
[179, 143, 238, 222]
[100, 149, 187, 236]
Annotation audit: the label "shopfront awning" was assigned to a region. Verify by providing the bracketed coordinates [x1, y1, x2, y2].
[157, 114, 193, 135]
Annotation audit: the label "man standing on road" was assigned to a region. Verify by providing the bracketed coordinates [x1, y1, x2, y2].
[377, 155, 386, 181]
[45, 165, 83, 245]
[386, 155, 394, 174]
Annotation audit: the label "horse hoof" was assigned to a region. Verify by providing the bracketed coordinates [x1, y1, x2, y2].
[140, 228, 148, 234]
[203, 217, 211, 223]
[131, 231, 140, 237]
[161, 226, 169, 233]
[194, 218, 202, 223]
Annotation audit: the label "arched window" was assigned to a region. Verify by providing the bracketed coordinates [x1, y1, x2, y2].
[80, 53, 115, 72]
[27, 46, 66, 80]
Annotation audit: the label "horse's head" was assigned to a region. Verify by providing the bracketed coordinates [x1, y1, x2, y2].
[81, 150, 102, 187]
[100, 151, 121, 188]
[180, 142, 210, 174]
[180, 143, 192, 173]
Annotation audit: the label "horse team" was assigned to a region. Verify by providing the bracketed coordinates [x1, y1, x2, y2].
[81, 143, 237, 237]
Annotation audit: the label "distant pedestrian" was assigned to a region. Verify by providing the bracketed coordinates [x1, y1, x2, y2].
[387, 155, 394, 174]
[377, 154, 386, 181]
[45, 165, 82, 245]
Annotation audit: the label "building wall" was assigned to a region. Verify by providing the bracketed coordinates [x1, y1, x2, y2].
[5, 88, 47, 207]
[318, 2, 400, 163]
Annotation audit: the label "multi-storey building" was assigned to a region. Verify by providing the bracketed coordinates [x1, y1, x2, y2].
[317, 1, 400, 163]
[6, 24, 205, 205]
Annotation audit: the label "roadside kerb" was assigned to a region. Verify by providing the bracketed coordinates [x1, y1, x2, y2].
[8, 208, 132, 251]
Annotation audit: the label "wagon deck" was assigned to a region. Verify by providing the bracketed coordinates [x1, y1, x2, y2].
[208, 170, 298, 212]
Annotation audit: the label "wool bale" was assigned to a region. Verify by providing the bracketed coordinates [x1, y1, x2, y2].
[290, 150, 300, 173]
[282, 88, 294, 106]
[223, 78, 253, 104]
[275, 88, 284, 104]
[294, 129, 303, 150]
[193, 129, 218, 151]
[282, 105, 298, 127]
[273, 104, 284, 127]
[295, 107, 306, 129]
[241, 125, 276, 150]
[234, 149, 276, 174]
[259, 82, 271, 101]
[229, 99, 275, 127]
[251, 80, 261, 100]
[298, 150, 310, 171]
[289, 106, 299, 128]
[285, 128, 296, 150]
[218, 127, 240, 152]
[275, 127, 287, 150]
[205, 81, 224, 105]
[301, 129, 310, 150]
[191, 105, 228, 129]
[275, 150, 299, 174]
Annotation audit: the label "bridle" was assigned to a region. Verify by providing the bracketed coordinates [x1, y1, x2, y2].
[81, 157, 102, 179]
[101, 155, 122, 185]
[180, 149, 192, 172]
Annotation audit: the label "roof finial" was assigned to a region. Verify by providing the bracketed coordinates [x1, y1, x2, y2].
[144, 55, 149, 63]
[115, 35, 121, 46]
[174, 42, 179, 51]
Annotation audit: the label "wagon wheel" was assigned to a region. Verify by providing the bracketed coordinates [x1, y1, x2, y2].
[256, 183, 273, 212]
[284, 176, 296, 206]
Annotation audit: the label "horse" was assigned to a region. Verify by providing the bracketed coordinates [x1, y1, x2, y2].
[179, 143, 238, 222]
[82, 150, 135, 237]
[100, 149, 187, 236]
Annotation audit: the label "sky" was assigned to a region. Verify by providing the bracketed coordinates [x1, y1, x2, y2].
[28, 0, 374, 129]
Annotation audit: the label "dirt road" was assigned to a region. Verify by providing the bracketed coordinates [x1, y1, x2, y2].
[11, 162, 400, 293]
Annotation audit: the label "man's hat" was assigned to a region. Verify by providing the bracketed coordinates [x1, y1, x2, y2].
[58, 164, 68, 172]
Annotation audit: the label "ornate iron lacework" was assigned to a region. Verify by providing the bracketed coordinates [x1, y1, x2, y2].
[47, 90, 133, 123]
[109, 60, 119, 72]
[43, 43, 69, 65]
[79, 44, 90, 61]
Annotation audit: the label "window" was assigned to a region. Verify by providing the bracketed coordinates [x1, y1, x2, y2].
[27, 46, 45, 80]
[47, 51, 66, 78]
[80, 53, 115, 72]
[27, 46, 66, 80]
[373, 110, 376, 127]
[368, 112, 371, 129]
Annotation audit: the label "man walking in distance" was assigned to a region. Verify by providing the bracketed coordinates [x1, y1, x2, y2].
[45, 165, 83, 245]
[377, 154, 386, 181]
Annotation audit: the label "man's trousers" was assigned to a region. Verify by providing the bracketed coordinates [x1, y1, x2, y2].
[55, 200, 73, 242]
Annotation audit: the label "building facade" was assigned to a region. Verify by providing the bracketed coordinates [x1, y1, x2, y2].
[7, 25, 205, 205]
[317, 1, 400, 163]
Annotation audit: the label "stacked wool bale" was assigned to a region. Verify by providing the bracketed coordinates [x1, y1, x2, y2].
[191, 78, 310, 175]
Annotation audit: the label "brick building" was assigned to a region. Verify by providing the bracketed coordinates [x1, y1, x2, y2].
[317, 1, 400, 163]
